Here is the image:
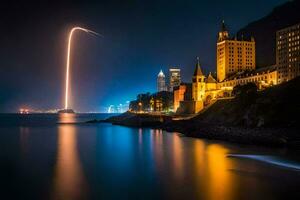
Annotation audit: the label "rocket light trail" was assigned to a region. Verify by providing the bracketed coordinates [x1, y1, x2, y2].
[64, 27, 100, 110]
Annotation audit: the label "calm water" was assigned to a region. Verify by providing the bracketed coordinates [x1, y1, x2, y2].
[0, 113, 300, 200]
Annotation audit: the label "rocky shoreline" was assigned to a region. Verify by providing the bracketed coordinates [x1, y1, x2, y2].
[87, 112, 300, 149]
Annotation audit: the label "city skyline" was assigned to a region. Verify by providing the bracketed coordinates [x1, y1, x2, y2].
[0, 0, 289, 112]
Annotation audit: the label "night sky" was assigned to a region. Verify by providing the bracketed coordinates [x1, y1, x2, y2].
[0, 0, 288, 112]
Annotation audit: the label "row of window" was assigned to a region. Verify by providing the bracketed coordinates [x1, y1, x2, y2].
[289, 52, 300, 57]
[289, 57, 299, 62]
[289, 41, 300, 47]
[288, 46, 300, 52]
[227, 42, 254, 46]
[278, 64, 300, 69]
[223, 75, 272, 87]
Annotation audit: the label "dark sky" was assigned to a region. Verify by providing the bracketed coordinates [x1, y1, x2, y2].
[0, 0, 288, 112]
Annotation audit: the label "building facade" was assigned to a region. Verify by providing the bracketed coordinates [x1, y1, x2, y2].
[174, 58, 222, 114]
[276, 23, 300, 84]
[174, 21, 288, 114]
[173, 21, 300, 114]
[192, 58, 206, 112]
[218, 66, 278, 90]
[157, 70, 167, 92]
[173, 84, 188, 112]
[217, 21, 256, 82]
[169, 68, 181, 91]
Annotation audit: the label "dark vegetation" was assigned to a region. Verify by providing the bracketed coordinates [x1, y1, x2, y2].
[195, 78, 300, 128]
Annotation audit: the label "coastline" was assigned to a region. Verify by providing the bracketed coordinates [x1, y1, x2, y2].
[87, 112, 300, 149]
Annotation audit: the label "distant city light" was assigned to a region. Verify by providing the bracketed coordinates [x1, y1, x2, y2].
[107, 101, 129, 113]
[19, 108, 29, 114]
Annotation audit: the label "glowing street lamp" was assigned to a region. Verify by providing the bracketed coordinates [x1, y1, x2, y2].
[63, 27, 100, 112]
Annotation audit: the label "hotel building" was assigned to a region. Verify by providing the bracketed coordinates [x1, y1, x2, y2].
[174, 21, 282, 114]
[217, 21, 256, 82]
[276, 23, 300, 84]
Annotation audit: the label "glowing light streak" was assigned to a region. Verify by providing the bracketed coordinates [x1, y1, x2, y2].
[64, 27, 101, 109]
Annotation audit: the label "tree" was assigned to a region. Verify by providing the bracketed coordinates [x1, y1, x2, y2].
[233, 83, 258, 106]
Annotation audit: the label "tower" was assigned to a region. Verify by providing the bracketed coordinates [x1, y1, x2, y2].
[157, 70, 166, 92]
[217, 21, 256, 82]
[218, 20, 229, 42]
[192, 57, 206, 101]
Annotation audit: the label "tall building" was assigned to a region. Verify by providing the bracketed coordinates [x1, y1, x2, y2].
[169, 68, 181, 91]
[276, 23, 300, 84]
[217, 21, 256, 82]
[157, 70, 167, 92]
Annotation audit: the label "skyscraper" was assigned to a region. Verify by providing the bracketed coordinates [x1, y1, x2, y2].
[276, 23, 300, 84]
[157, 70, 166, 92]
[217, 21, 256, 82]
[169, 68, 181, 91]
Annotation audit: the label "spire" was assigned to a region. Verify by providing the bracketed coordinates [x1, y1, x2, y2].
[158, 69, 165, 77]
[221, 20, 227, 32]
[193, 57, 204, 76]
[218, 20, 229, 42]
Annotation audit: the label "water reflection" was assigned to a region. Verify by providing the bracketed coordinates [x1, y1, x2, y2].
[150, 132, 236, 200]
[58, 113, 77, 124]
[193, 140, 206, 199]
[138, 128, 143, 145]
[52, 114, 87, 200]
[19, 126, 30, 156]
[206, 144, 233, 200]
[172, 133, 184, 181]
[3, 114, 300, 199]
[152, 129, 164, 172]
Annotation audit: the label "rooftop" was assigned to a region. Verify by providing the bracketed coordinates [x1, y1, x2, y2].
[222, 65, 277, 82]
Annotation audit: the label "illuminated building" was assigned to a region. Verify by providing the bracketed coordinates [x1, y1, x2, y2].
[176, 21, 300, 114]
[173, 83, 192, 112]
[192, 58, 206, 112]
[217, 21, 256, 82]
[219, 66, 278, 90]
[129, 91, 173, 113]
[175, 58, 220, 114]
[157, 70, 167, 92]
[175, 21, 282, 114]
[276, 23, 300, 84]
[169, 68, 181, 91]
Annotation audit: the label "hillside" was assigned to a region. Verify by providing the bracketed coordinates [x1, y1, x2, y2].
[193, 77, 300, 128]
[101, 78, 300, 147]
[237, 0, 300, 67]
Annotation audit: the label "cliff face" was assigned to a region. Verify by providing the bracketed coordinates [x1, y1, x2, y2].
[193, 77, 300, 128]
[237, 0, 300, 67]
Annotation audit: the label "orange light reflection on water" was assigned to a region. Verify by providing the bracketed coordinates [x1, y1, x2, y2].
[172, 133, 184, 181]
[52, 114, 87, 199]
[206, 144, 234, 200]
